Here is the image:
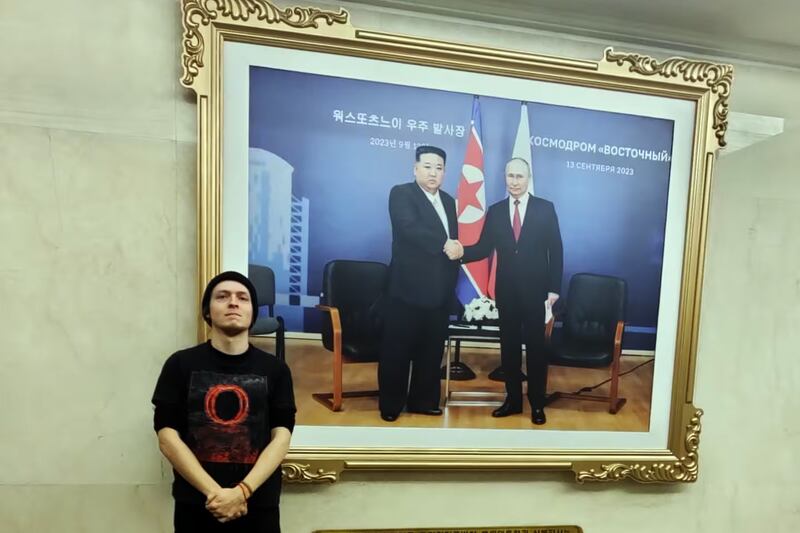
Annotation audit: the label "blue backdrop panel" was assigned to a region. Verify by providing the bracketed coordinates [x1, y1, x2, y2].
[248, 66, 674, 350]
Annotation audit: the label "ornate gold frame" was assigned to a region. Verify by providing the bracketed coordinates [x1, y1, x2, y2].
[180, 0, 730, 483]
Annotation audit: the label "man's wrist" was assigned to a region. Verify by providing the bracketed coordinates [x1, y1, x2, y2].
[203, 482, 222, 498]
[238, 480, 254, 500]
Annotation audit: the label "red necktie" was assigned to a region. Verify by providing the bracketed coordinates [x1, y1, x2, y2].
[512, 199, 521, 242]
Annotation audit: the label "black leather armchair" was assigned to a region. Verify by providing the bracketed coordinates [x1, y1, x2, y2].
[248, 264, 286, 362]
[546, 273, 627, 414]
[315, 260, 388, 411]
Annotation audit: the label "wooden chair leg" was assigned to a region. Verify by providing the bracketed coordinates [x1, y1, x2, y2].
[317, 305, 344, 412]
[332, 319, 343, 412]
[549, 321, 627, 413]
[312, 390, 379, 410]
[609, 320, 626, 414]
[608, 364, 622, 414]
[314, 305, 380, 412]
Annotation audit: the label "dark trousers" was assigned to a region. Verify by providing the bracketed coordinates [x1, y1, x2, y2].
[497, 296, 548, 409]
[174, 503, 280, 533]
[378, 298, 448, 415]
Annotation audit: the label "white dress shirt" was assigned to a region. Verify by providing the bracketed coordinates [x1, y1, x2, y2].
[419, 185, 451, 238]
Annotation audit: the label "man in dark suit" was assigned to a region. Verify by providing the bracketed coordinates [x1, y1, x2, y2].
[378, 145, 461, 422]
[460, 158, 563, 425]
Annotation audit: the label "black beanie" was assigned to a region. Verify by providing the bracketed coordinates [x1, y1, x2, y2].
[201, 271, 259, 329]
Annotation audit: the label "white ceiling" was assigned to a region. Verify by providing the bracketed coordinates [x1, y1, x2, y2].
[343, 0, 800, 68]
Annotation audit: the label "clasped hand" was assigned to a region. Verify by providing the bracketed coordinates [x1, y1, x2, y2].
[206, 487, 248, 523]
[444, 239, 463, 260]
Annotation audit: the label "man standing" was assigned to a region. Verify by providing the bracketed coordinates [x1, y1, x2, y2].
[152, 271, 296, 532]
[378, 145, 462, 422]
[460, 158, 563, 425]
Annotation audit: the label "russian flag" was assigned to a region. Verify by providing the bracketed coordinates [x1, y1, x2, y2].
[513, 102, 534, 196]
[455, 97, 490, 306]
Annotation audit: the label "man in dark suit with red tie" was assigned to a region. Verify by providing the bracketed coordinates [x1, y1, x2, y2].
[460, 158, 563, 425]
[378, 145, 462, 422]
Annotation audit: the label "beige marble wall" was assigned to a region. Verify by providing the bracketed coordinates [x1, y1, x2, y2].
[0, 0, 797, 531]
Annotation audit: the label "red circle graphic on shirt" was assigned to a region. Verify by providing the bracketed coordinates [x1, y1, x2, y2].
[204, 384, 249, 426]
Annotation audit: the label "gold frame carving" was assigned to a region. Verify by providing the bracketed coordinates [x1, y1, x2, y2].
[180, 0, 730, 484]
[603, 49, 733, 147]
[281, 462, 342, 483]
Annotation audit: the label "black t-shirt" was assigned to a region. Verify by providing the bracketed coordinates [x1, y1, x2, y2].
[152, 341, 296, 508]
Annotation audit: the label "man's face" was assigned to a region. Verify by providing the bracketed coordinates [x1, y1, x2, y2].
[505, 159, 530, 199]
[208, 280, 253, 335]
[414, 152, 445, 194]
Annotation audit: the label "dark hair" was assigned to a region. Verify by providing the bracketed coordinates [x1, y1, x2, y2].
[415, 145, 447, 164]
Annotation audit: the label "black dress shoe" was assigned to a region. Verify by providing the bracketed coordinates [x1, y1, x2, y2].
[407, 407, 443, 416]
[381, 413, 399, 422]
[531, 407, 546, 425]
[491, 402, 522, 418]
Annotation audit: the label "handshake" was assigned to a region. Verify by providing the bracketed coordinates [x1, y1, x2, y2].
[443, 239, 464, 261]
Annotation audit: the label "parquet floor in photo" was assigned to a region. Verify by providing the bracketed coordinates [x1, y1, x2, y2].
[251, 337, 653, 431]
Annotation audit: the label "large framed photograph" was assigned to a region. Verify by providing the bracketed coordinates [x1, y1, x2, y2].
[180, 0, 731, 483]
